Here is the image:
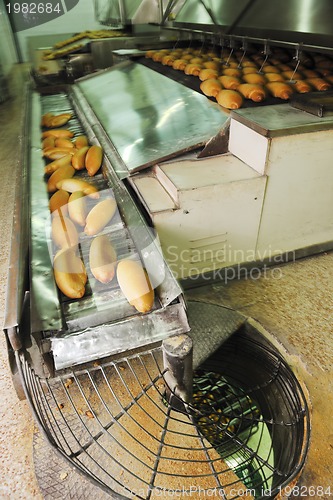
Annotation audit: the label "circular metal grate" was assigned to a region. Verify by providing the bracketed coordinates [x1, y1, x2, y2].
[18, 309, 310, 500]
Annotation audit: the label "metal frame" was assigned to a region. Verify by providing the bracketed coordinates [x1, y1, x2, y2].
[13, 316, 310, 499]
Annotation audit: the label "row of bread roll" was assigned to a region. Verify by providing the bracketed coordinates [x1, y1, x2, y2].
[145, 48, 333, 109]
[42, 113, 155, 311]
[40, 118, 103, 179]
[51, 201, 154, 311]
[43, 43, 84, 60]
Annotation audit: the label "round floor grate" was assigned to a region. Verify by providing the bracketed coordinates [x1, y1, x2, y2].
[23, 304, 310, 499]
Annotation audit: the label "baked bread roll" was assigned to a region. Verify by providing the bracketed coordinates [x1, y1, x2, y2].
[241, 60, 258, 69]
[190, 57, 205, 64]
[181, 53, 193, 61]
[145, 50, 156, 59]
[53, 248, 87, 299]
[49, 189, 69, 217]
[47, 163, 75, 193]
[222, 67, 242, 78]
[242, 66, 260, 75]
[238, 83, 267, 102]
[264, 72, 285, 82]
[199, 68, 219, 81]
[184, 63, 203, 76]
[89, 234, 117, 284]
[203, 60, 220, 71]
[216, 89, 243, 109]
[302, 69, 320, 78]
[172, 59, 187, 71]
[162, 55, 176, 66]
[281, 70, 303, 80]
[117, 259, 154, 313]
[223, 61, 239, 68]
[265, 81, 294, 99]
[51, 215, 79, 249]
[218, 75, 241, 90]
[306, 78, 331, 91]
[242, 73, 267, 85]
[262, 65, 281, 73]
[290, 80, 313, 93]
[152, 51, 167, 62]
[200, 78, 223, 97]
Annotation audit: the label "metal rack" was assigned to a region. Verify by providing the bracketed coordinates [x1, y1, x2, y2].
[16, 304, 310, 499]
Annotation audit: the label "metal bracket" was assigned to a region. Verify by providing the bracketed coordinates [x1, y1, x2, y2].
[162, 333, 193, 412]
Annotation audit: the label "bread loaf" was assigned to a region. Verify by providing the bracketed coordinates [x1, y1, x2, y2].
[290, 80, 313, 93]
[49, 189, 70, 216]
[54, 138, 74, 149]
[48, 113, 72, 128]
[222, 68, 242, 78]
[56, 178, 99, 198]
[262, 65, 280, 73]
[43, 147, 75, 160]
[199, 68, 219, 81]
[74, 135, 89, 149]
[216, 89, 243, 109]
[89, 234, 117, 284]
[72, 146, 89, 170]
[42, 129, 74, 139]
[203, 61, 220, 71]
[281, 70, 303, 80]
[265, 81, 294, 99]
[44, 154, 73, 175]
[47, 163, 75, 193]
[51, 215, 79, 249]
[116, 259, 154, 313]
[218, 75, 241, 90]
[68, 191, 87, 227]
[172, 59, 187, 71]
[242, 73, 267, 85]
[53, 248, 87, 299]
[84, 197, 117, 236]
[306, 78, 331, 91]
[200, 79, 223, 98]
[238, 83, 266, 102]
[264, 72, 285, 82]
[184, 63, 202, 76]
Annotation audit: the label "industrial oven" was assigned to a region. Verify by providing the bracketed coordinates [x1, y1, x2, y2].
[5, 0, 333, 498]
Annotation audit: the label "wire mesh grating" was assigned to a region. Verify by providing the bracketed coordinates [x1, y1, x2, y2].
[18, 325, 310, 499]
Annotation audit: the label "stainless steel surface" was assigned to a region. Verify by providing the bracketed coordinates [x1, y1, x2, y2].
[27, 90, 188, 368]
[70, 86, 184, 307]
[290, 92, 333, 118]
[52, 301, 189, 370]
[20, 309, 310, 499]
[90, 36, 168, 69]
[3, 85, 29, 331]
[175, 0, 249, 27]
[231, 103, 333, 138]
[77, 61, 227, 175]
[236, 0, 333, 40]
[29, 91, 63, 333]
[174, 0, 333, 50]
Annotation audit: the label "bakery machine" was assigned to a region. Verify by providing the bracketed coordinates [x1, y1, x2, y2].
[8, 0, 333, 497]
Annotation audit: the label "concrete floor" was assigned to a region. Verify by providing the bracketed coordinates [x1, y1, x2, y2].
[0, 65, 332, 498]
[0, 66, 43, 498]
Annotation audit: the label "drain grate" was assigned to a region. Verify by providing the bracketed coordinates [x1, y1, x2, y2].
[21, 307, 310, 499]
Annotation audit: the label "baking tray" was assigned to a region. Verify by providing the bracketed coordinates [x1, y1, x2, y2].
[290, 91, 333, 117]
